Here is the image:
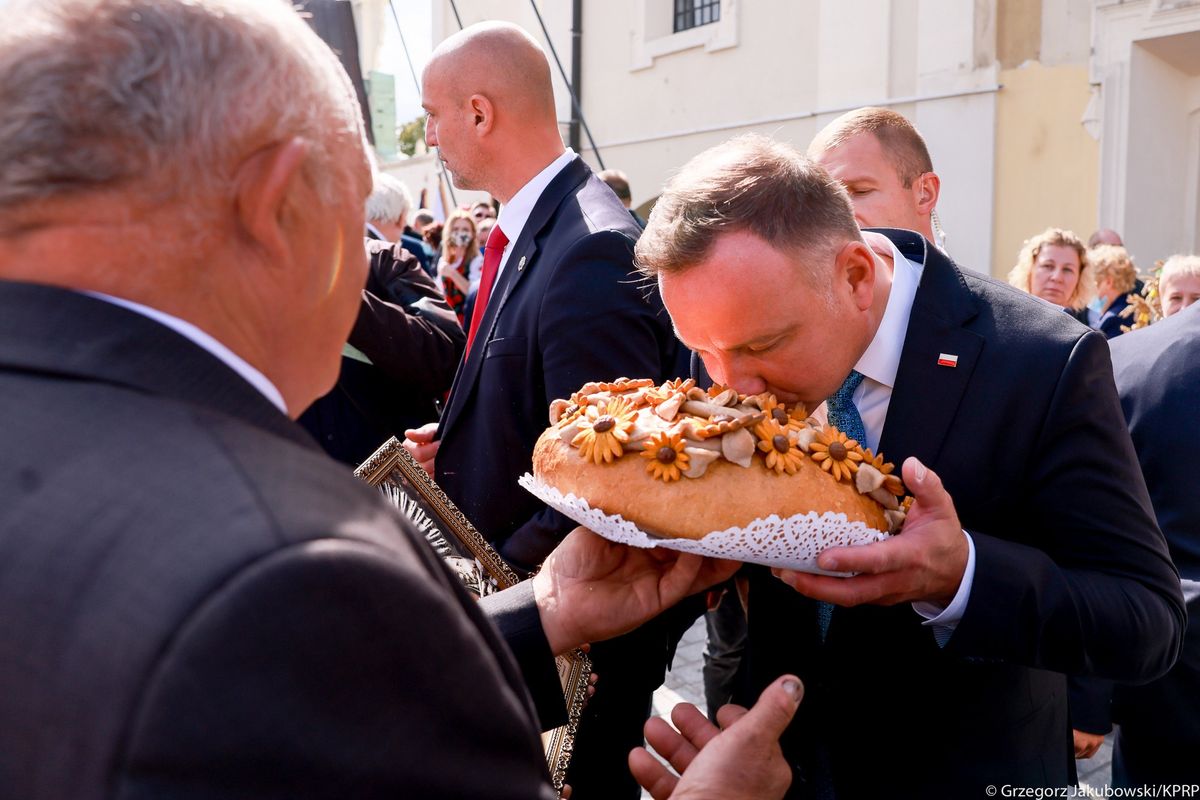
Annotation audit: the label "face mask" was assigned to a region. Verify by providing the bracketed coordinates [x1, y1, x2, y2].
[1087, 296, 1105, 313]
[450, 229, 473, 247]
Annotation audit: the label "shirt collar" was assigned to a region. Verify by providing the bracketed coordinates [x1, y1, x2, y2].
[495, 148, 576, 245]
[853, 237, 924, 390]
[86, 292, 288, 414]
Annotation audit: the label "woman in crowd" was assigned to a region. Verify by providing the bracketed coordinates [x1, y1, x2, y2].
[1086, 244, 1139, 338]
[1159, 254, 1200, 318]
[437, 209, 482, 325]
[475, 215, 496, 284]
[1008, 227, 1094, 314]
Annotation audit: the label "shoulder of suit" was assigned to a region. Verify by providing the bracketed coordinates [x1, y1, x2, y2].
[569, 174, 643, 240]
[956, 265, 1092, 342]
[33, 381, 420, 567]
[1, 379, 440, 690]
[1111, 306, 1200, 378]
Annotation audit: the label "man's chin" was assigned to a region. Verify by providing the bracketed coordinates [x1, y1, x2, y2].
[442, 166, 475, 192]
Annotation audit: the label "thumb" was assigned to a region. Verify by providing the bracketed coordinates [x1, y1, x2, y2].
[404, 423, 438, 443]
[736, 674, 803, 740]
[901, 457, 953, 516]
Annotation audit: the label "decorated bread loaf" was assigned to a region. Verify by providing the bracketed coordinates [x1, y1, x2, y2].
[532, 378, 911, 541]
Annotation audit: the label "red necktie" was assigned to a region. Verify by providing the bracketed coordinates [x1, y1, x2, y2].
[465, 224, 508, 358]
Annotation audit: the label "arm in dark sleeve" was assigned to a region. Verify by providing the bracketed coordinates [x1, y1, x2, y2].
[498, 231, 682, 569]
[117, 541, 555, 800]
[1068, 675, 1114, 735]
[949, 332, 1185, 683]
[349, 241, 465, 398]
[481, 579, 569, 731]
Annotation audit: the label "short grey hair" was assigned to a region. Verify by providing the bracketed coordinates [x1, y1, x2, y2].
[365, 173, 413, 225]
[636, 134, 861, 287]
[0, 0, 367, 212]
[1161, 254, 1200, 285]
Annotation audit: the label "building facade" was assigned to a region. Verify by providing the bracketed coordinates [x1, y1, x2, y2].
[365, 0, 1200, 277]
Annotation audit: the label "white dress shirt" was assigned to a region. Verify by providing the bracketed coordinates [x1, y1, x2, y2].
[87, 292, 288, 414]
[846, 239, 976, 642]
[490, 148, 577, 281]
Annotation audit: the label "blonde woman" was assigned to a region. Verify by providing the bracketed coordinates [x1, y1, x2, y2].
[1008, 228, 1094, 313]
[1086, 245, 1139, 338]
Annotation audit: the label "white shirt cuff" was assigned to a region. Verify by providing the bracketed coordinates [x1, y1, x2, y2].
[911, 530, 975, 646]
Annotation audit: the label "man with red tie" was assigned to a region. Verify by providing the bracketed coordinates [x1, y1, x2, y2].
[403, 21, 689, 800]
[405, 19, 684, 576]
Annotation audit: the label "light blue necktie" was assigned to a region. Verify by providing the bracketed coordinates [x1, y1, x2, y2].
[818, 370, 867, 641]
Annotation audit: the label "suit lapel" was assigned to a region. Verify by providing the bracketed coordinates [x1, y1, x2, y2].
[873, 230, 984, 467]
[439, 157, 590, 437]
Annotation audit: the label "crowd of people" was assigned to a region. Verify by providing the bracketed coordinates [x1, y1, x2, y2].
[0, 1, 1196, 799]
[1007, 225, 1199, 337]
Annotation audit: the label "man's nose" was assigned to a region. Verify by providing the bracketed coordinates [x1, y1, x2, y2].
[705, 352, 765, 396]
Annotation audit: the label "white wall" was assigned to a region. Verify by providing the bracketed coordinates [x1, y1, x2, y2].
[1125, 42, 1200, 261]
[1093, 0, 1200, 264]
[421, 0, 1001, 268]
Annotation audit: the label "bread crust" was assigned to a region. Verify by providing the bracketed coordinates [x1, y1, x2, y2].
[533, 428, 888, 540]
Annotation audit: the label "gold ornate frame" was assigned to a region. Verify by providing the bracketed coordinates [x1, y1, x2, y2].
[354, 437, 590, 792]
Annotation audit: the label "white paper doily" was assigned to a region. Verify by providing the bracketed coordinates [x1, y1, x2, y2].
[520, 473, 889, 577]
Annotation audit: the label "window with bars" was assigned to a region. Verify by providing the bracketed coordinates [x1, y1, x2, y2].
[673, 0, 720, 33]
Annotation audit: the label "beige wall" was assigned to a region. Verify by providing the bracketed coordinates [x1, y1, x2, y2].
[991, 61, 1098, 277]
[423, 0, 1091, 274]
[576, 0, 823, 210]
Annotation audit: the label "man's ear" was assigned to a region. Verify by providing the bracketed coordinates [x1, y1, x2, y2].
[468, 93, 495, 136]
[234, 137, 309, 265]
[914, 171, 940, 216]
[834, 240, 877, 312]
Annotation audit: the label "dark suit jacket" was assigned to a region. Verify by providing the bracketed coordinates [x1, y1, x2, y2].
[0, 281, 559, 799]
[300, 240, 464, 466]
[1105, 303, 1200, 774]
[730, 230, 1184, 799]
[435, 156, 686, 570]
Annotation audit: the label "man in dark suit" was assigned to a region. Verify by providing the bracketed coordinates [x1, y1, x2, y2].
[404, 22, 690, 799]
[365, 172, 435, 275]
[0, 2, 796, 797]
[636, 135, 1185, 799]
[1085, 303, 1200, 785]
[406, 22, 685, 569]
[299, 239, 464, 466]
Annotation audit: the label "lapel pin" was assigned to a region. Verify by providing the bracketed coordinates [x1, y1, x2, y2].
[518, 256, 527, 271]
[937, 353, 959, 368]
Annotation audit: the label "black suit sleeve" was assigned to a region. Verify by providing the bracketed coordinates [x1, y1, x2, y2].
[497, 230, 681, 570]
[949, 332, 1185, 683]
[481, 580, 569, 731]
[349, 242, 465, 400]
[1067, 675, 1114, 735]
[116, 540, 555, 800]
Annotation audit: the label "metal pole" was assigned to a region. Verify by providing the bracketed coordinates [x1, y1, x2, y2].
[568, 0, 582, 152]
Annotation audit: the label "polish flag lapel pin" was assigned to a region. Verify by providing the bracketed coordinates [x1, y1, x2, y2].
[937, 353, 959, 368]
